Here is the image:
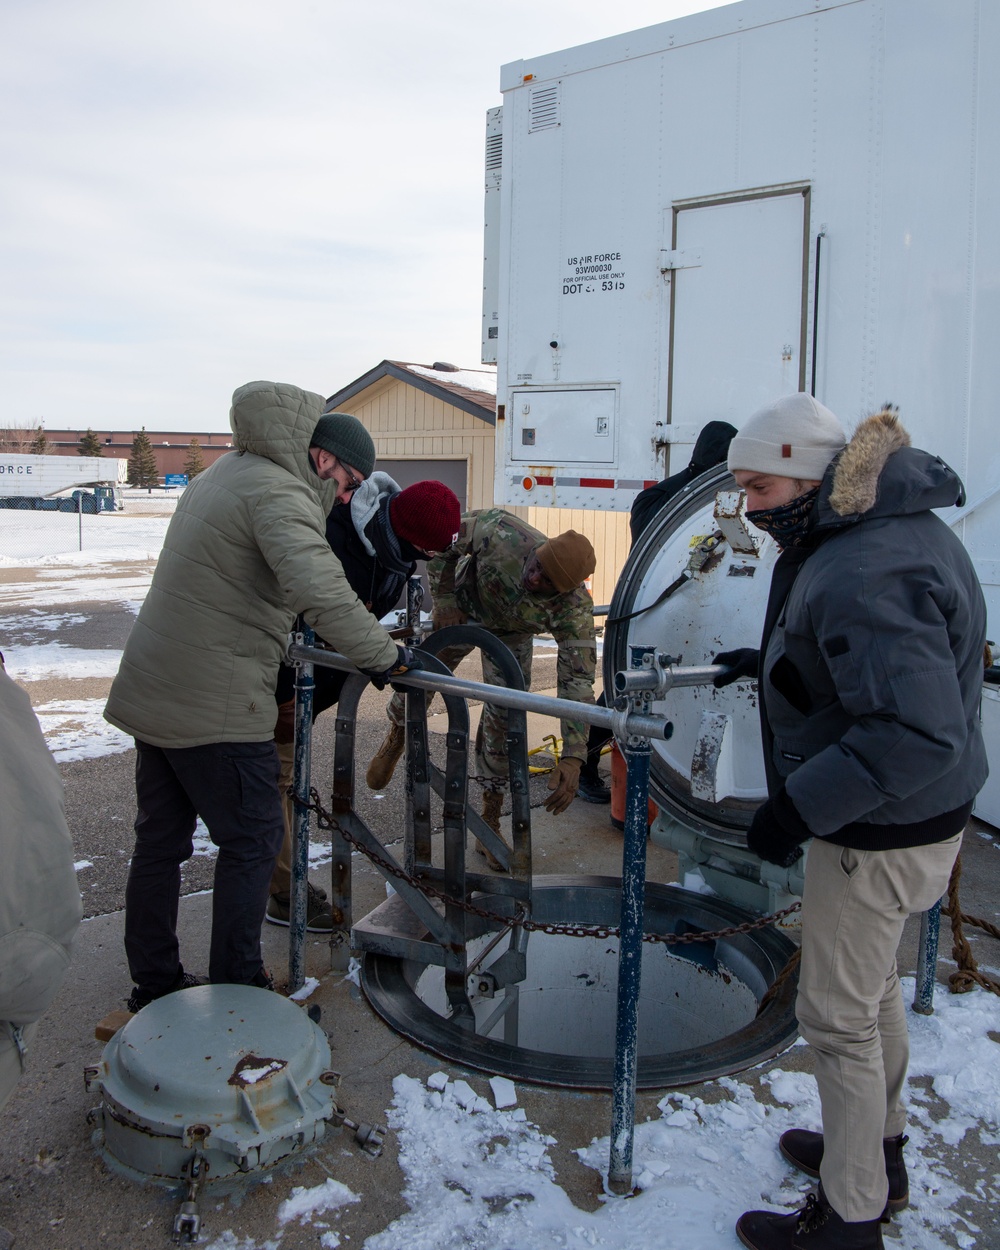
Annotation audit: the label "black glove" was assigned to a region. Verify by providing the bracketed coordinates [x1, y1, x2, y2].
[712, 647, 760, 688]
[362, 645, 425, 692]
[746, 787, 812, 867]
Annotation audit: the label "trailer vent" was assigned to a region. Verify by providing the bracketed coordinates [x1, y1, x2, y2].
[528, 83, 560, 132]
[485, 131, 502, 171]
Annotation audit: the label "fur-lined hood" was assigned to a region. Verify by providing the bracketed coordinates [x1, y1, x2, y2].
[817, 407, 965, 525]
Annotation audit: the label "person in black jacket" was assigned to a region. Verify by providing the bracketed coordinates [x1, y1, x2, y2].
[629, 420, 737, 543]
[265, 475, 461, 929]
[578, 420, 739, 802]
[719, 395, 987, 1250]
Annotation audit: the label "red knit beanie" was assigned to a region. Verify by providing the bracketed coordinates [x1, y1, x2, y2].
[389, 481, 461, 553]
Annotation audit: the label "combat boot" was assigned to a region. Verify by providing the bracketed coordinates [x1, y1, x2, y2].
[779, 1130, 908, 1213]
[736, 1191, 885, 1250]
[476, 789, 509, 871]
[366, 723, 405, 790]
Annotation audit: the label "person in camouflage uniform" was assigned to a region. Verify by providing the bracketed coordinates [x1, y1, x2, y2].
[366, 509, 602, 865]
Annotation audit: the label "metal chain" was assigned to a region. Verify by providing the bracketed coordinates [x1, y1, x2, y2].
[299, 788, 801, 945]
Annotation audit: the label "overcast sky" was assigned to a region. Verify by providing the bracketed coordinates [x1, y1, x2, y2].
[2, 0, 726, 432]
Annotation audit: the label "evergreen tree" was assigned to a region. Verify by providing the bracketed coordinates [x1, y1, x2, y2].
[127, 427, 160, 488]
[30, 426, 49, 455]
[183, 437, 207, 479]
[78, 427, 104, 457]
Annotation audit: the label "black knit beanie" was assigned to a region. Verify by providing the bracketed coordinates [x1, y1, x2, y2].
[310, 413, 376, 478]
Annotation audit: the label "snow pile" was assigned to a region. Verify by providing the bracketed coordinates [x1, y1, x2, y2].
[360, 981, 998, 1249]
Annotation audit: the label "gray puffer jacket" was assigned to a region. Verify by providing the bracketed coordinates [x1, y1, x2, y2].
[105, 381, 399, 748]
[762, 410, 988, 846]
[0, 665, 81, 1039]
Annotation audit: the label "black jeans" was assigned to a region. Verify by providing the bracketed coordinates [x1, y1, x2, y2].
[125, 740, 284, 994]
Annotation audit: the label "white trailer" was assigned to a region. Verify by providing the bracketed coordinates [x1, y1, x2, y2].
[484, 0, 1000, 883]
[0, 454, 127, 509]
[485, 0, 998, 623]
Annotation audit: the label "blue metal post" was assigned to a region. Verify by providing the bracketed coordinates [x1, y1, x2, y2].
[911, 900, 942, 1015]
[288, 624, 315, 994]
[608, 644, 655, 1195]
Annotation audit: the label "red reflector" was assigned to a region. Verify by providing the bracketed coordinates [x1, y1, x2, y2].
[579, 477, 615, 488]
[535, 476, 554, 486]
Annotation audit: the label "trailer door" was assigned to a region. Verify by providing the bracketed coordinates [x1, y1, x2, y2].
[665, 187, 810, 472]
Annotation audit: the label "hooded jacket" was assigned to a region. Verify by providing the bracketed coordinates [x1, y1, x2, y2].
[104, 381, 399, 747]
[1, 664, 81, 1045]
[273, 472, 418, 715]
[630, 420, 737, 542]
[759, 410, 987, 848]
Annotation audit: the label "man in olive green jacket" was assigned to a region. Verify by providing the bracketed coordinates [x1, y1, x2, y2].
[105, 381, 402, 1010]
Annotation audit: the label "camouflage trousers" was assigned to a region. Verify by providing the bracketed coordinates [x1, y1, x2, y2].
[386, 635, 533, 781]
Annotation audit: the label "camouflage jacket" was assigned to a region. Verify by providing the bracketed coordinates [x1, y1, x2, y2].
[427, 509, 597, 759]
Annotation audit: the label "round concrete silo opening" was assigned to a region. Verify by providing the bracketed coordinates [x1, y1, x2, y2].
[361, 877, 798, 1089]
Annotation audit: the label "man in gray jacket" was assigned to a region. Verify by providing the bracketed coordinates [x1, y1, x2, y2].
[105, 381, 412, 1012]
[715, 395, 987, 1250]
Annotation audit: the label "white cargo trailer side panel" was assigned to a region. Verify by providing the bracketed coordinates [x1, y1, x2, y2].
[489, 0, 999, 619]
[0, 454, 126, 497]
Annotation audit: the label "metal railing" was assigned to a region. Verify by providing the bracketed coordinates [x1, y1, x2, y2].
[282, 624, 946, 1195]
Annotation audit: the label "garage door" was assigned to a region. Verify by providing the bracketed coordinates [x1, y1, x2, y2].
[375, 459, 468, 510]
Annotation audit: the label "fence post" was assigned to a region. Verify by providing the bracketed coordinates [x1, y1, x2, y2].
[608, 643, 656, 1195]
[78, 493, 83, 552]
[288, 624, 315, 994]
[911, 900, 942, 1015]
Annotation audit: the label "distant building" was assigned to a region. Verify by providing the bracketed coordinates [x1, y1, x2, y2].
[40, 430, 233, 479]
[327, 359, 629, 606]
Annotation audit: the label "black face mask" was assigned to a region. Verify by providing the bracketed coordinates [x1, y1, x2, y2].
[746, 486, 820, 549]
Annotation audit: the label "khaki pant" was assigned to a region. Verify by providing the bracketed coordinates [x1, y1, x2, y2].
[796, 832, 962, 1222]
[387, 637, 533, 781]
[268, 738, 296, 898]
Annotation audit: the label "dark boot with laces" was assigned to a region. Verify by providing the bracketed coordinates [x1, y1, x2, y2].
[779, 1130, 908, 1213]
[127, 969, 204, 1014]
[737, 1191, 886, 1250]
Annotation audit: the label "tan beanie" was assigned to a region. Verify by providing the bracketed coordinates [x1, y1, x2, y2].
[727, 393, 847, 481]
[537, 530, 596, 593]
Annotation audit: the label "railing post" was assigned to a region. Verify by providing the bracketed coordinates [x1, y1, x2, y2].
[911, 899, 942, 1015]
[608, 643, 656, 1195]
[288, 624, 315, 994]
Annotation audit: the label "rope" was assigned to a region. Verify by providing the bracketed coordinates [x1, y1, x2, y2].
[942, 853, 1000, 997]
[755, 947, 801, 1018]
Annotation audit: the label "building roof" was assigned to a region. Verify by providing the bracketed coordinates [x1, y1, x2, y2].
[325, 360, 497, 425]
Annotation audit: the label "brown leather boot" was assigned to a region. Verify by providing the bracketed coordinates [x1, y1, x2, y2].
[366, 723, 405, 790]
[476, 789, 509, 871]
[779, 1130, 908, 1213]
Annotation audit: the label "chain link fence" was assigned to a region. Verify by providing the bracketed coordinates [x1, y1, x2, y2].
[0, 489, 177, 565]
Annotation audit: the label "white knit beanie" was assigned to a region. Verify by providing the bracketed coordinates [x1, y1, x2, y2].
[727, 393, 847, 480]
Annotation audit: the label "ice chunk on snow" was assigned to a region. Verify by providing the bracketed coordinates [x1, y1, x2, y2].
[489, 1076, 517, 1109]
[277, 1178, 359, 1225]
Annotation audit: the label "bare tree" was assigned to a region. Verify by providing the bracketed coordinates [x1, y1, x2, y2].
[0, 424, 43, 455]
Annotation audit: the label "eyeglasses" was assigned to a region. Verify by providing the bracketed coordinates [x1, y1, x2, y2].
[335, 459, 364, 493]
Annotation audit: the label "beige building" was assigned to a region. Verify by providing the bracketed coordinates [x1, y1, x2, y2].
[328, 359, 631, 607]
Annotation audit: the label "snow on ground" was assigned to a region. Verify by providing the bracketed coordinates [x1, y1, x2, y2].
[33, 699, 133, 762]
[198, 981, 998, 1250]
[3, 643, 123, 681]
[0, 507, 172, 564]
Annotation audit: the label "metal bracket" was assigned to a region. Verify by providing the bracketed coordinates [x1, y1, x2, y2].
[659, 247, 702, 271]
